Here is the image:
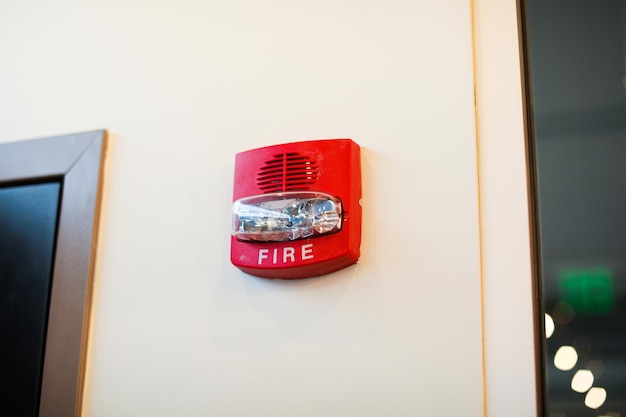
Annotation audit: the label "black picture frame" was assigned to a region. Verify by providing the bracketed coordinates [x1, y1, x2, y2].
[0, 130, 107, 417]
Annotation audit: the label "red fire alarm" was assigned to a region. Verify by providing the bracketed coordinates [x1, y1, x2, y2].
[231, 139, 362, 279]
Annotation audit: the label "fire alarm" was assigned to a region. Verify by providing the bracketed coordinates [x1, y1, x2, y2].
[230, 139, 362, 279]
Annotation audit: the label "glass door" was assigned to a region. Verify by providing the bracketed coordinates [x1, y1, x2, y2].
[522, 0, 626, 415]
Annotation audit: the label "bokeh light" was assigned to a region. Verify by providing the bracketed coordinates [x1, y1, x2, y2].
[545, 313, 555, 338]
[585, 387, 607, 409]
[571, 369, 594, 393]
[554, 346, 578, 371]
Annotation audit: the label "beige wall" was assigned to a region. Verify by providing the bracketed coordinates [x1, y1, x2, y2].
[0, 0, 536, 416]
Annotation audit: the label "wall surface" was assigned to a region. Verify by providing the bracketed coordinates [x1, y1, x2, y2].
[473, 0, 538, 415]
[0, 1, 494, 416]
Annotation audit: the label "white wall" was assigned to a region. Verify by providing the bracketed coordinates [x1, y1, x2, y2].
[0, 0, 535, 416]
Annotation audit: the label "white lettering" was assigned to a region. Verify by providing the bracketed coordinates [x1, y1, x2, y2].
[258, 249, 269, 265]
[283, 247, 295, 263]
[301, 243, 314, 260]
[257, 244, 315, 265]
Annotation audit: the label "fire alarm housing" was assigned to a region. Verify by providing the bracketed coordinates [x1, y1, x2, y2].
[231, 139, 361, 279]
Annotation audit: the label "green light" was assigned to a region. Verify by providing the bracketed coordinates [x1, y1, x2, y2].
[558, 267, 615, 315]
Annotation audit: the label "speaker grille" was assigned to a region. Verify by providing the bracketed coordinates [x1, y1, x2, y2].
[256, 152, 319, 193]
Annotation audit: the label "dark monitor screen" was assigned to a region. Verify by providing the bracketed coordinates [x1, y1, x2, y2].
[0, 182, 62, 417]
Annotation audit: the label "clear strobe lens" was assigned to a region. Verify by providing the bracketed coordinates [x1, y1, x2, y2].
[232, 192, 342, 242]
